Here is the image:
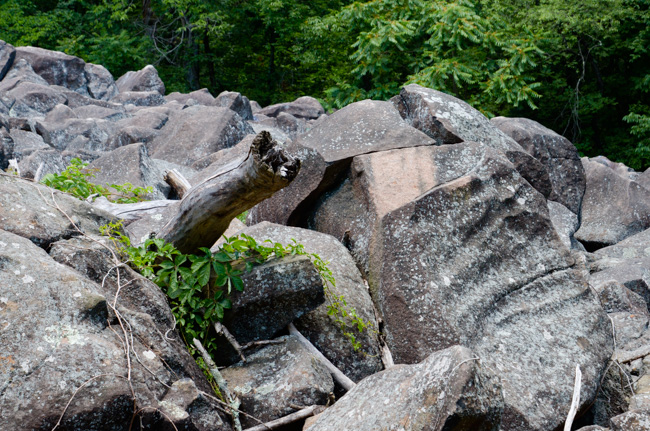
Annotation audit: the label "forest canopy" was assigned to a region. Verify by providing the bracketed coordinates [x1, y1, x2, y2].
[1, 0, 649, 169]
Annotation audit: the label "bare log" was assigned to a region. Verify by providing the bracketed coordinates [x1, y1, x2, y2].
[563, 365, 582, 431]
[164, 168, 192, 199]
[157, 131, 300, 254]
[90, 196, 177, 220]
[243, 405, 326, 431]
[288, 323, 356, 391]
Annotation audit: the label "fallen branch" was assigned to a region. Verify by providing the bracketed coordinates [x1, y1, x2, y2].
[241, 339, 286, 350]
[564, 365, 582, 431]
[288, 323, 356, 391]
[215, 322, 246, 362]
[193, 338, 242, 431]
[243, 405, 326, 431]
[164, 169, 192, 199]
[157, 131, 300, 254]
[91, 197, 177, 220]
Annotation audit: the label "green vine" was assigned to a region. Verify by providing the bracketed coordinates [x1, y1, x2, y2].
[41, 158, 153, 203]
[100, 221, 373, 355]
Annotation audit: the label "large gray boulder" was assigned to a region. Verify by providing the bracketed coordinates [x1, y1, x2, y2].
[35, 117, 117, 152]
[86, 143, 170, 200]
[257, 95, 324, 120]
[308, 141, 612, 430]
[0, 40, 16, 81]
[236, 222, 383, 382]
[150, 105, 253, 166]
[84, 63, 119, 101]
[165, 88, 215, 106]
[0, 174, 115, 248]
[248, 99, 434, 226]
[221, 335, 334, 428]
[492, 116, 586, 214]
[116, 65, 165, 95]
[213, 91, 253, 120]
[307, 345, 503, 431]
[111, 90, 166, 107]
[390, 84, 553, 199]
[4, 81, 67, 119]
[576, 156, 650, 249]
[8, 129, 49, 160]
[14, 46, 88, 94]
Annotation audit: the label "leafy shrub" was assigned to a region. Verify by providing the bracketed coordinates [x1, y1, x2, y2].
[41, 158, 152, 203]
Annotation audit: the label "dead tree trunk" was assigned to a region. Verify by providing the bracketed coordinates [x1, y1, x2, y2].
[157, 131, 300, 254]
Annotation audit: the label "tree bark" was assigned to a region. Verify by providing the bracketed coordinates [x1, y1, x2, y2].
[157, 131, 300, 254]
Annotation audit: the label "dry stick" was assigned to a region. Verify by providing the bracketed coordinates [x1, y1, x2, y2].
[214, 322, 246, 362]
[243, 405, 327, 431]
[564, 365, 582, 431]
[193, 338, 243, 431]
[164, 169, 192, 199]
[241, 339, 286, 350]
[287, 323, 356, 391]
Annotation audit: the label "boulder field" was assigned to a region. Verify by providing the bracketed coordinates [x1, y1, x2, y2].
[1, 41, 650, 430]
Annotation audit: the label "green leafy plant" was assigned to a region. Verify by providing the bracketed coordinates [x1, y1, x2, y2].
[41, 158, 153, 203]
[101, 221, 374, 354]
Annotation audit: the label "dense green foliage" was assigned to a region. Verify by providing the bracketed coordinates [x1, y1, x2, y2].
[1, 0, 649, 168]
[40, 158, 153, 203]
[101, 220, 373, 355]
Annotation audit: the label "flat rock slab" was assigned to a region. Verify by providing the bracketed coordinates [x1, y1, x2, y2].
[116, 65, 165, 95]
[307, 345, 503, 431]
[222, 335, 334, 428]
[14, 46, 88, 94]
[0, 174, 115, 249]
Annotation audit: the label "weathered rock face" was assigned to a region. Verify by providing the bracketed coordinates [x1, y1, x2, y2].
[165, 88, 215, 106]
[492, 116, 586, 214]
[218, 255, 325, 360]
[0, 40, 16, 81]
[116, 65, 165, 95]
[111, 90, 166, 107]
[84, 63, 119, 101]
[213, 91, 253, 121]
[14, 46, 88, 94]
[248, 99, 434, 226]
[390, 84, 553, 199]
[257, 95, 324, 120]
[0, 230, 230, 431]
[610, 410, 650, 430]
[0, 175, 115, 249]
[221, 335, 334, 428]
[307, 345, 504, 431]
[4, 81, 67, 119]
[308, 141, 612, 430]
[87, 143, 170, 200]
[576, 156, 650, 248]
[36, 116, 117, 152]
[548, 200, 584, 250]
[236, 222, 383, 382]
[150, 105, 253, 166]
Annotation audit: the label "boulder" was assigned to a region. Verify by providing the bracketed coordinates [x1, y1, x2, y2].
[236, 222, 383, 382]
[306, 345, 503, 431]
[8, 129, 49, 160]
[44, 103, 77, 123]
[0, 58, 49, 91]
[308, 141, 612, 430]
[216, 255, 325, 363]
[14, 46, 88, 94]
[548, 200, 583, 250]
[165, 88, 215, 106]
[492, 116, 586, 214]
[5, 81, 67, 119]
[597, 280, 650, 315]
[0, 174, 115, 249]
[610, 410, 650, 430]
[84, 63, 119, 101]
[189, 134, 254, 174]
[213, 91, 253, 120]
[390, 84, 553, 199]
[0, 40, 16, 81]
[35, 117, 117, 152]
[111, 90, 166, 107]
[150, 105, 253, 166]
[0, 230, 230, 430]
[221, 335, 334, 428]
[257, 95, 324, 120]
[158, 378, 229, 431]
[576, 156, 650, 249]
[594, 226, 650, 261]
[248, 99, 434, 226]
[116, 65, 165, 95]
[86, 143, 170, 200]
[72, 104, 126, 122]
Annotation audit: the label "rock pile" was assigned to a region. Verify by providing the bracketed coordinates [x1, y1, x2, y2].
[2, 40, 650, 430]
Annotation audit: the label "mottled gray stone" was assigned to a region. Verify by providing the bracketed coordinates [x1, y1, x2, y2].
[492, 116, 586, 214]
[165, 88, 215, 106]
[213, 91, 253, 120]
[0, 40, 16, 81]
[189, 134, 254, 174]
[235, 222, 383, 382]
[5, 81, 67, 119]
[150, 105, 253, 166]
[35, 117, 117, 152]
[87, 143, 170, 200]
[111, 90, 166, 107]
[116, 65, 165, 95]
[307, 345, 503, 431]
[84, 63, 119, 101]
[548, 200, 583, 250]
[610, 410, 650, 430]
[576, 156, 650, 248]
[14, 46, 88, 94]
[597, 280, 649, 315]
[257, 95, 324, 120]
[8, 129, 49, 160]
[17, 148, 68, 180]
[0, 174, 115, 248]
[44, 103, 76, 123]
[158, 378, 228, 431]
[595, 227, 650, 261]
[222, 335, 334, 428]
[72, 104, 126, 122]
[0, 128, 14, 170]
